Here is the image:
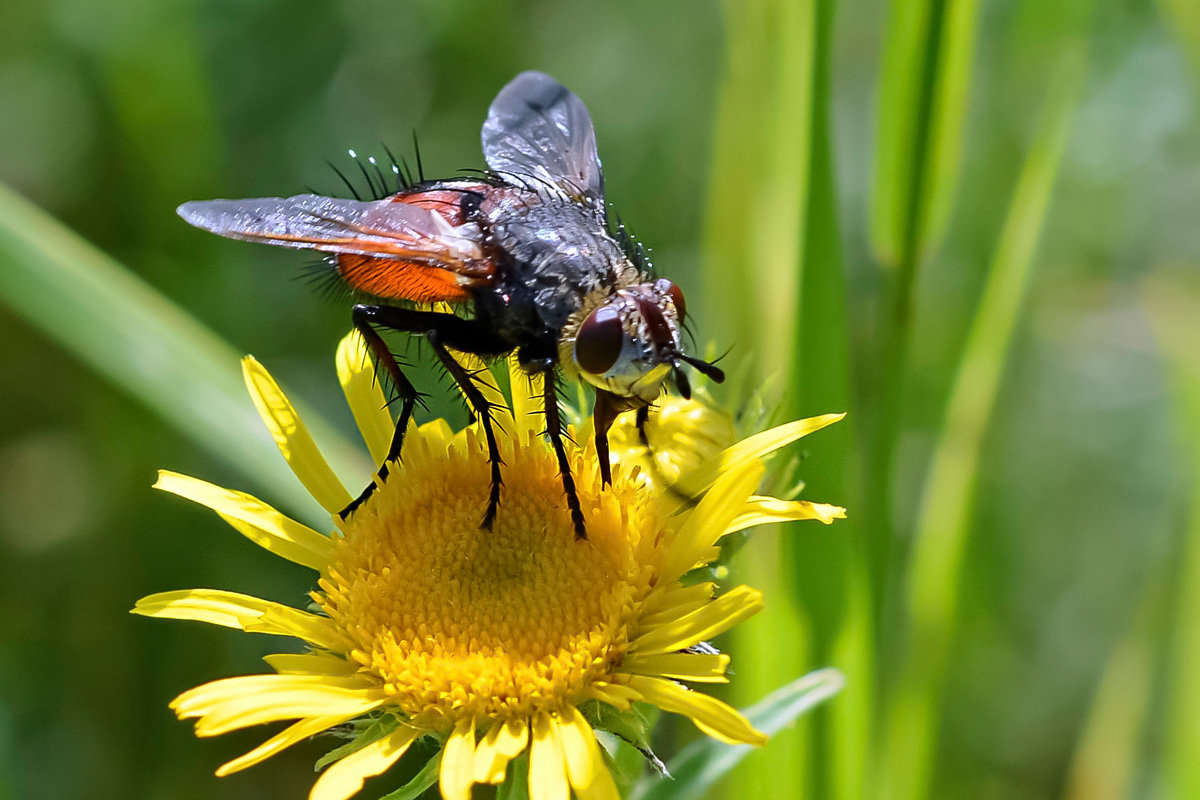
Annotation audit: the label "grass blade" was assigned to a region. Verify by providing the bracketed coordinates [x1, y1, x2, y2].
[869, 0, 980, 270]
[702, 0, 816, 387]
[630, 669, 845, 800]
[789, 3, 876, 797]
[703, 2, 824, 798]
[878, 50, 1085, 800]
[0, 182, 367, 524]
[1062, 586, 1162, 800]
[1158, 0, 1200, 76]
[862, 0, 980, 604]
[1143, 274, 1200, 798]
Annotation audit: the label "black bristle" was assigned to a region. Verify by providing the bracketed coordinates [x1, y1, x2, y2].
[369, 156, 390, 198]
[412, 131, 425, 182]
[610, 213, 654, 275]
[326, 160, 363, 201]
[352, 152, 381, 199]
[381, 142, 407, 192]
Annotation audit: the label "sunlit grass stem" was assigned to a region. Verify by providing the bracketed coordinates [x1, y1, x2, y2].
[1062, 585, 1162, 800]
[1143, 274, 1200, 798]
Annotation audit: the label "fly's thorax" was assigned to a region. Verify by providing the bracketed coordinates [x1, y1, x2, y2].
[559, 279, 686, 403]
[486, 196, 636, 330]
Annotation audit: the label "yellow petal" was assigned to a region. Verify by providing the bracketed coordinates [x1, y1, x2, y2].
[154, 470, 335, 570]
[627, 675, 766, 746]
[474, 717, 528, 784]
[659, 461, 764, 583]
[217, 713, 352, 776]
[672, 413, 845, 497]
[586, 683, 639, 710]
[418, 417, 456, 444]
[310, 725, 420, 800]
[529, 712, 568, 800]
[263, 652, 358, 676]
[336, 329, 394, 466]
[559, 708, 618, 800]
[726, 496, 847, 533]
[507, 354, 544, 439]
[243, 356, 352, 514]
[620, 652, 730, 683]
[554, 710, 593, 789]
[638, 583, 716, 626]
[172, 674, 384, 736]
[132, 589, 344, 650]
[631, 585, 762, 655]
[438, 717, 477, 800]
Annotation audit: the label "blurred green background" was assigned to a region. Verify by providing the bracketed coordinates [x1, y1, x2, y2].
[2, 0, 1199, 798]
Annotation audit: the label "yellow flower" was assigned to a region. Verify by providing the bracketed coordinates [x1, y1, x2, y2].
[133, 331, 844, 800]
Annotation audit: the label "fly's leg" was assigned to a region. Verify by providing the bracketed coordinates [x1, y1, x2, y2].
[517, 350, 586, 539]
[340, 304, 513, 524]
[425, 333, 505, 530]
[595, 414, 612, 488]
[537, 365, 587, 539]
[340, 305, 422, 518]
[636, 405, 651, 448]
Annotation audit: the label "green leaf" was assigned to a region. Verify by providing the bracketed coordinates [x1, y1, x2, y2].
[0, 182, 368, 527]
[497, 755, 530, 800]
[378, 751, 443, 800]
[628, 668, 845, 800]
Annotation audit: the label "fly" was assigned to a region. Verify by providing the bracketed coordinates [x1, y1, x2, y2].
[177, 71, 724, 538]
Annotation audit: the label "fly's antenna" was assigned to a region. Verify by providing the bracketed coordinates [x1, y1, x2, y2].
[671, 362, 693, 399]
[675, 352, 725, 384]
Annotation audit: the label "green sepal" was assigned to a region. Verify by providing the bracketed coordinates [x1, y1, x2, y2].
[313, 716, 400, 772]
[377, 751, 443, 800]
[578, 700, 667, 776]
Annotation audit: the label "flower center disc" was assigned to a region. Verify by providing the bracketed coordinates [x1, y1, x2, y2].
[316, 431, 653, 728]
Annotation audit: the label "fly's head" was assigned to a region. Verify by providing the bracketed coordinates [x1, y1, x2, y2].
[560, 278, 723, 404]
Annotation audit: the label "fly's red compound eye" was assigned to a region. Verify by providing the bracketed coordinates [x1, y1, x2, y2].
[656, 278, 686, 320]
[575, 305, 625, 374]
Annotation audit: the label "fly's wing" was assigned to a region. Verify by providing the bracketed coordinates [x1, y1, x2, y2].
[481, 72, 604, 203]
[177, 193, 494, 302]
